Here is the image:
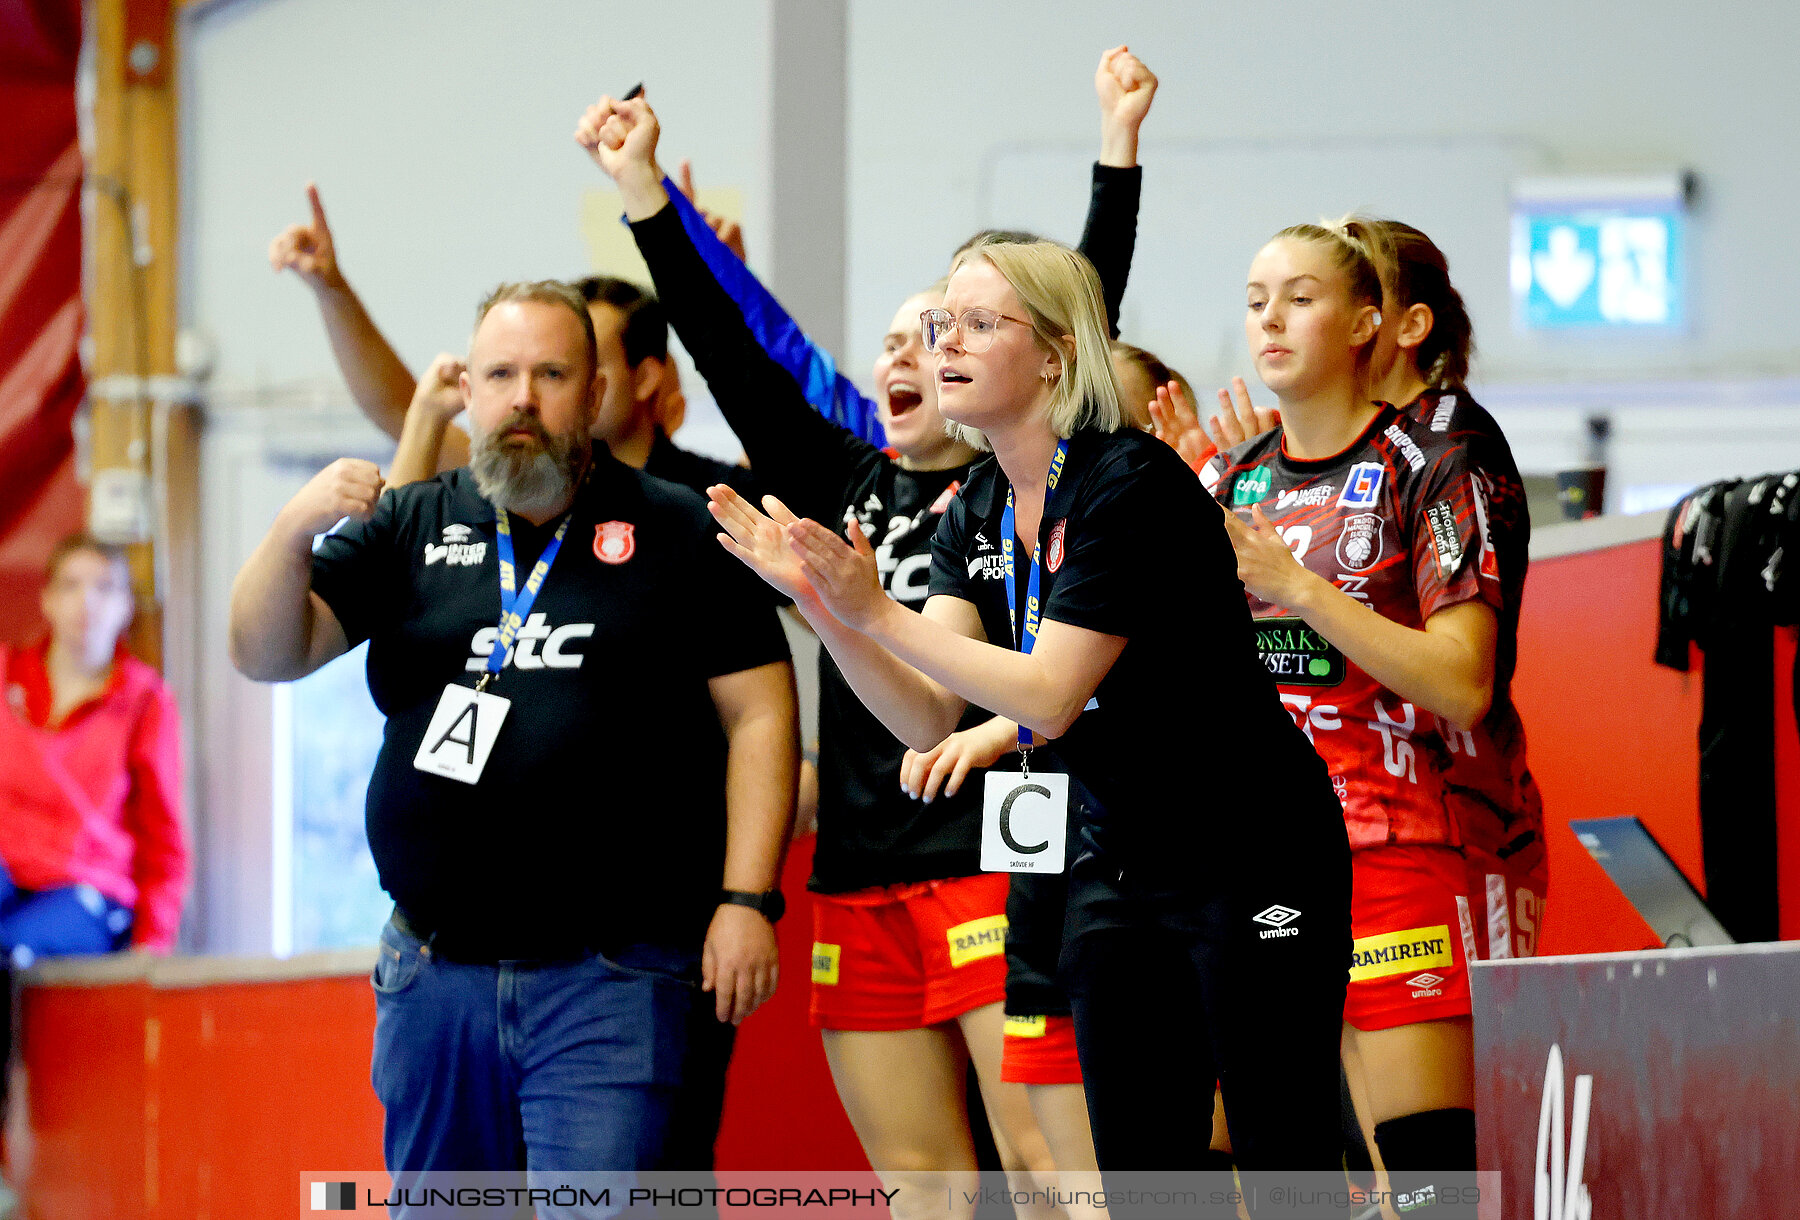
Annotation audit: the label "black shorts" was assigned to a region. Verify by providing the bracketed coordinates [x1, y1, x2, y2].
[1004, 872, 1070, 1018]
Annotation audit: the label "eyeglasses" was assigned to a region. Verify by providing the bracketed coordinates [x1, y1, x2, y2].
[920, 307, 1032, 355]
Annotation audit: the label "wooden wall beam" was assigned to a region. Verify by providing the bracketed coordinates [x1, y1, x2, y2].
[86, 0, 191, 677]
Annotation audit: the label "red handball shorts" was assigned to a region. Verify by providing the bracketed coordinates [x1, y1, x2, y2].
[1000, 1013, 1082, 1085]
[810, 873, 1009, 1031]
[1344, 845, 1478, 1032]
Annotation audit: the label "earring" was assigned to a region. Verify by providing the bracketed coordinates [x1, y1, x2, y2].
[1372, 311, 1384, 327]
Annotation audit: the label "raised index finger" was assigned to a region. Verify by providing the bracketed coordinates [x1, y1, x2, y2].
[306, 182, 329, 233]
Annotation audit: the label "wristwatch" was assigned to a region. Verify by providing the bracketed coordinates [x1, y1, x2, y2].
[719, 888, 786, 924]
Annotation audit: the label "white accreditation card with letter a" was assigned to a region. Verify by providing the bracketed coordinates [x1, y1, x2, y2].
[413, 685, 510, 784]
[981, 769, 1068, 874]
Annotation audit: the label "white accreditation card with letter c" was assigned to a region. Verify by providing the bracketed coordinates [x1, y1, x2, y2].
[413, 684, 510, 784]
[981, 770, 1068, 873]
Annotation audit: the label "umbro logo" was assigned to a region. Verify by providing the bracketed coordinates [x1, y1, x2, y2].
[442, 524, 472, 543]
[1407, 971, 1446, 997]
[1254, 905, 1301, 939]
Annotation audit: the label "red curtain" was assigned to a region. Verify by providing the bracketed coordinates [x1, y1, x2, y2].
[0, 0, 84, 643]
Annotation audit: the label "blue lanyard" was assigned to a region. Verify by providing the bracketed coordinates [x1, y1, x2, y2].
[477, 506, 575, 691]
[999, 439, 1069, 751]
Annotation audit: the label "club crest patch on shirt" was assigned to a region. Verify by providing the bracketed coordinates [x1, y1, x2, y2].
[593, 521, 636, 565]
[1046, 519, 1068, 573]
[1336, 513, 1384, 573]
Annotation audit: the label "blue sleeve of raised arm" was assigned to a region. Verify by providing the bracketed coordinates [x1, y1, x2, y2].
[656, 179, 887, 446]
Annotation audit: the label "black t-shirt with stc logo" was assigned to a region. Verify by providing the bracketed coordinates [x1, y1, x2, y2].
[929, 427, 1340, 882]
[309, 451, 791, 957]
[1200, 404, 1503, 852]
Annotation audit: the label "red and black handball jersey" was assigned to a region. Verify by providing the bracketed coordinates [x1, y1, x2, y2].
[1401, 391, 1545, 877]
[1201, 403, 1504, 851]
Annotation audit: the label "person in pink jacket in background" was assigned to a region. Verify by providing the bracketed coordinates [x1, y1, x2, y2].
[0, 534, 189, 963]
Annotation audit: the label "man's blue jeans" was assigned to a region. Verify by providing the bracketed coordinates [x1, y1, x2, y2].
[371, 915, 698, 1218]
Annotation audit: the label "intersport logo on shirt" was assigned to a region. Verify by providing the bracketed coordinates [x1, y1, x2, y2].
[1276, 484, 1335, 510]
[425, 523, 487, 567]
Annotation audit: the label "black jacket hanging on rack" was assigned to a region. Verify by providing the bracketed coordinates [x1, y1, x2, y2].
[1657, 471, 1800, 943]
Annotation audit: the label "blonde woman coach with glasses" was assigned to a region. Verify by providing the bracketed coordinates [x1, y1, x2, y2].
[709, 237, 1352, 1190]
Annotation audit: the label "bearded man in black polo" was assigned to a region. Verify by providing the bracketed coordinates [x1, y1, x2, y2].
[229, 281, 796, 1212]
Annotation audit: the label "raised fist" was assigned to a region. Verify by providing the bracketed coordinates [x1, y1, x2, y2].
[575, 94, 662, 185]
[276, 458, 385, 544]
[411, 353, 468, 422]
[1096, 45, 1158, 131]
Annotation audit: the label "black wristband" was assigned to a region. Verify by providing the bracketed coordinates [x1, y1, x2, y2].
[719, 888, 786, 924]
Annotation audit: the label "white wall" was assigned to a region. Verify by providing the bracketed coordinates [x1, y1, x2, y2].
[182, 0, 774, 400]
[185, 0, 1800, 488]
[843, 1, 1800, 495]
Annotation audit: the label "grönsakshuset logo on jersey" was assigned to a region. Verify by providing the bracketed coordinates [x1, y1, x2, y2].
[1535, 1043, 1594, 1220]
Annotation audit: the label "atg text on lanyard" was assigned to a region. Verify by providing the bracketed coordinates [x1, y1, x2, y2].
[983, 438, 1070, 875]
[413, 505, 575, 784]
[999, 439, 1069, 702]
